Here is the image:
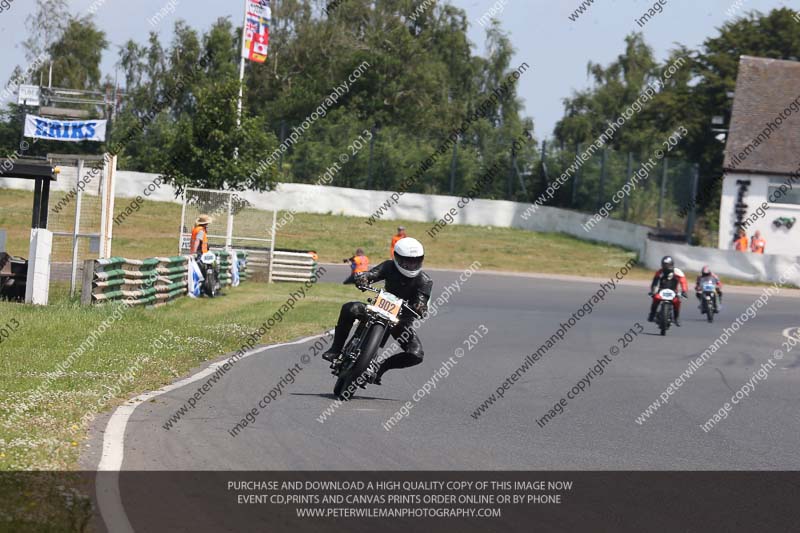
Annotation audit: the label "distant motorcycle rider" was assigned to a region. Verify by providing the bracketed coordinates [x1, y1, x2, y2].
[695, 265, 723, 312]
[648, 256, 688, 326]
[322, 238, 433, 385]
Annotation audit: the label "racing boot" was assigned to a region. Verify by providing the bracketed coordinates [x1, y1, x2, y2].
[358, 363, 382, 388]
[647, 299, 658, 322]
[322, 325, 349, 363]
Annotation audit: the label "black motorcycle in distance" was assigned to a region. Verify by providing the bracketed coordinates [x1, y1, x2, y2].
[699, 280, 718, 323]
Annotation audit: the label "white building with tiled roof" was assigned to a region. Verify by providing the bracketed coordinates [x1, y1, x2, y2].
[718, 56, 800, 254]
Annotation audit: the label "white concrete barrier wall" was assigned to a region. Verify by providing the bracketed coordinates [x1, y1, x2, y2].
[2, 170, 650, 254]
[643, 239, 800, 286]
[7, 169, 800, 284]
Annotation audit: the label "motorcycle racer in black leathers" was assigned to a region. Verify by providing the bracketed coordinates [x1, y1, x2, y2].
[322, 238, 433, 385]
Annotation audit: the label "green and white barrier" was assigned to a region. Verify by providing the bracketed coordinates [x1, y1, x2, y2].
[84, 251, 248, 305]
[88, 256, 188, 306]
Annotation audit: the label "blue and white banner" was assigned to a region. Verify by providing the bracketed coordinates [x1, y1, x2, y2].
[24, 114, 107, 142]
[230, 250, 241, 287]
[187, 257, 203, 298]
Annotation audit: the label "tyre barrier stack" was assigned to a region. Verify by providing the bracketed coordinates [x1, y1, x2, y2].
[215, 250, 248, 286]
[85, 256, 189, 307]
[84, 252, 249, 306]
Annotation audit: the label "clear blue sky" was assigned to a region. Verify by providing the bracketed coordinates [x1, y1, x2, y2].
[0, 0, 793, 138]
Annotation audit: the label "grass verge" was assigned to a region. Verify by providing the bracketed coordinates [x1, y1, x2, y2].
[1, 278, 357, 530]
[0, 281, 356, 471]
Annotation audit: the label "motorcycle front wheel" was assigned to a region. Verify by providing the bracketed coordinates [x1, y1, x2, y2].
[659, 304, 670, 336]
[334, 323, 385, 401]
[705, 297, 714, 323]
[204, 268, 217, 298]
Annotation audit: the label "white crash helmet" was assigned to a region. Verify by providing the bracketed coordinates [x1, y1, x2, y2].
[393, 237, 424, 278]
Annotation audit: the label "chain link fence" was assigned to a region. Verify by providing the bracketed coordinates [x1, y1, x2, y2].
[534, 143, 699, 239]
[179, 188, 277, 281]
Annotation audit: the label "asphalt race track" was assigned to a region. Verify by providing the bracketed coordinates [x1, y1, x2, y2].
[85, 265, 800, 473]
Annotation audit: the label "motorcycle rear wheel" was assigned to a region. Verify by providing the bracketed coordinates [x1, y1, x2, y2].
[334, 323, 385, 401]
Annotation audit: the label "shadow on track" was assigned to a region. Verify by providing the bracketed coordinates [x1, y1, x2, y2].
[289, 392, 400, 402]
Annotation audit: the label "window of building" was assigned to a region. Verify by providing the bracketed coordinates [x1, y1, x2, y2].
[768, 177, 800, 205]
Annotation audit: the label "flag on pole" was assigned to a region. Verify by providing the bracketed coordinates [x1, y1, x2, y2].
[242, 0, 270, 63]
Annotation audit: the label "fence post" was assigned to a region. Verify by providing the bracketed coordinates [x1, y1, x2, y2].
[449, 136, 458, 194]
[686, 163, 700, 244]
[226, 193, 234, 250]
[623, 152, 633, 221]
[279, 120, 287, 171]
[268, 210, 277, 283]
[81, 259, 95, 306]
[571, 142, 581, 206]
[658, 157, 669, 229]
[178, 190, 187, 255]
[598, 147, 607, 210]
[539, 139, 548, 199]
[70, 159, 84, 298]
[367, 125, 377, 189]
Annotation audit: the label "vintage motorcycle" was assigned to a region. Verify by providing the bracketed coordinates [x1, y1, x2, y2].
[199, 251, 221, 298]
[699, 280, 718, 323]
[330, 284, 420, 401]
[651, 288, 677, 336]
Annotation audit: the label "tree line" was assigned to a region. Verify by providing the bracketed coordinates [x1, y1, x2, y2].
[2, 1, 799, 233]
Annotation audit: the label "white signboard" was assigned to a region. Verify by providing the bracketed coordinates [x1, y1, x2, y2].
[24, 114, 107, 142]
[17, 84, 40, 106]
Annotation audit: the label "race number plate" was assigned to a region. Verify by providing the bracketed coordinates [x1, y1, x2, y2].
[374, 291, 402, 318]
[659, 289, 676, 300]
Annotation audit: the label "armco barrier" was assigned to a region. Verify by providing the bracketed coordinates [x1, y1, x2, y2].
[270, 250, 317, 282]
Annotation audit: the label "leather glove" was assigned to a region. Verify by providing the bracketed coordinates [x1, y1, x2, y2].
[411, 302, 427, 318]
[354, 274, 369, 290]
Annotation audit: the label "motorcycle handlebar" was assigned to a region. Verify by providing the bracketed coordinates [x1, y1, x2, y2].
[358, 284, 422, 319]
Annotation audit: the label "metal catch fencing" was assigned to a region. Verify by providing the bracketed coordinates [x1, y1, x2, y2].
[179, 187, 276, 281]
[46, 153, 114, 297]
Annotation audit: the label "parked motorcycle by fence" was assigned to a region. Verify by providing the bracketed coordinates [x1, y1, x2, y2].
[199, 252, 221, 298]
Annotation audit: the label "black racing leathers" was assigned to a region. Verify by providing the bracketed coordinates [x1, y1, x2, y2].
[329, 261, 433, 379]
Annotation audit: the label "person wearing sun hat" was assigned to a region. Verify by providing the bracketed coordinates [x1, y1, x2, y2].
[190, 214, 212, 256]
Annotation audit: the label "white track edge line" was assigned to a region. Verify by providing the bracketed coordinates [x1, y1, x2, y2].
[95, 330, 333, 533]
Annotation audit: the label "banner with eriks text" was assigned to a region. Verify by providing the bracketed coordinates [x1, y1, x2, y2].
[24, 114, 107, 142]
